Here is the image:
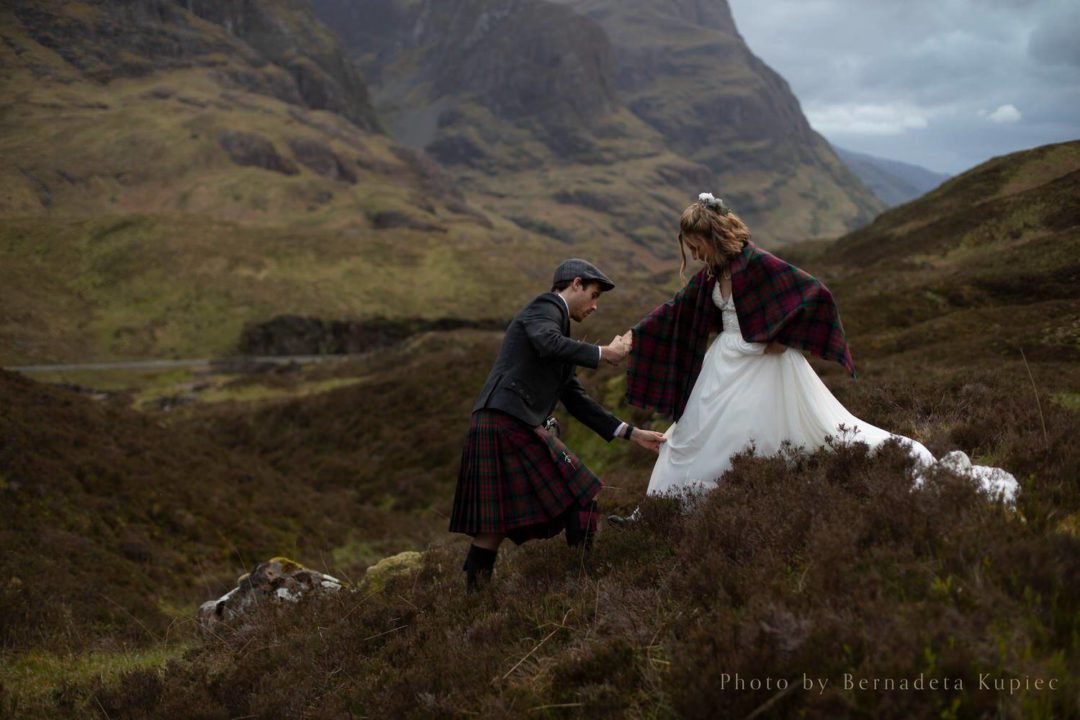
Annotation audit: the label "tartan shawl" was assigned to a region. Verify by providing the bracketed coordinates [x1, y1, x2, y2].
[626, 241, 855, 421]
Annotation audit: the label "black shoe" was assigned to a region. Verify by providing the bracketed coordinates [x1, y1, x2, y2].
[607, 507, 642, 527]
[463, 545, 497, 592]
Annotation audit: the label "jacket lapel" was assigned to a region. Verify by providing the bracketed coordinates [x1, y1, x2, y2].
[550, 292, 571, 335]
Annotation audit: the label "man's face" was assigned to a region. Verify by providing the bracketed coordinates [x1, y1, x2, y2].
[564, 279, 603, 322]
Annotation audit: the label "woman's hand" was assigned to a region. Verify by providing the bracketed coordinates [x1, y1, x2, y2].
[764, 341, 787, 355]
[630, 428, 667, 453]
[602, 333, 632, 364]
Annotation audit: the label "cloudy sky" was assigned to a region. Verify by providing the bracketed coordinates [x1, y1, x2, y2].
[727, 0, 1080, 174]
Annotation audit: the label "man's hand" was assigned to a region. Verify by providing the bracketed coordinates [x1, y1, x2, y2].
[764, 341, 787, 355]
[601, 333, 631, 364]
[630, 428, 667, 453]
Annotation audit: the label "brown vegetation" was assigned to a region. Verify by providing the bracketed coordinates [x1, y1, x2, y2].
[46, 364, 1080, 717]
[0, 330, 505, 655]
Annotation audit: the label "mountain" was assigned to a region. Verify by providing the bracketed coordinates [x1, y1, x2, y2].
[313, 0, 885, 246]
[0, 0, 583, 365]
[552, 0, 884, 238]
[835, 147, 951, 207]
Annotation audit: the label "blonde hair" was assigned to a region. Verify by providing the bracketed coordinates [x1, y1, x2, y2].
[678, 201, 750, 281]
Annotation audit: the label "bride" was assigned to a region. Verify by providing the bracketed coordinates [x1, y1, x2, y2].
[618, 193, 1017, 515]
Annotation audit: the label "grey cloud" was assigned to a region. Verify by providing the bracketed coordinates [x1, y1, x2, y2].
[728, 0, 1080, 173]
[1027, 8, 1080, 67]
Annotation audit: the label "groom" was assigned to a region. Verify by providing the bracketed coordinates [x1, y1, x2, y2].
[449, 259, 666, 590]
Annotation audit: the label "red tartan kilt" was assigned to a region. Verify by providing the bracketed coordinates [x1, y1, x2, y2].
[450, 410, 602, 544]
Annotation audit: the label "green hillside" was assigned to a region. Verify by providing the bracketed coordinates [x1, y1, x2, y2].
[0, 1, 608, 365]
[793, 140, 1080, 368]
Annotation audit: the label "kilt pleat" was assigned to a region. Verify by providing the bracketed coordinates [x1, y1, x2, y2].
[450, 410, 602, 544]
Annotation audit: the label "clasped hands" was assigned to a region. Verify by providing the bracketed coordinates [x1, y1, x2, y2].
[605, 331, 786, 362]
[601, 330, 634, 365]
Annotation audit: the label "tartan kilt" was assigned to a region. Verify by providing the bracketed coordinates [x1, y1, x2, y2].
[450, 410, 602, 545]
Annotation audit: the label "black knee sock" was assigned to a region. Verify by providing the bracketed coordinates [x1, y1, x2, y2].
[566, 499, 598, 549]
[463, 544, 498, 591]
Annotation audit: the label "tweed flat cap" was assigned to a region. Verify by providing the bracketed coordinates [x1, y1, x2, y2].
[552, 258, 615, 291]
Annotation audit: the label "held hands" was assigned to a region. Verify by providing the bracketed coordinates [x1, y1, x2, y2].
[601, 331, 633, 365]
[630, 428, 667, 454]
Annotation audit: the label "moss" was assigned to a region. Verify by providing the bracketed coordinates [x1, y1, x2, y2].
[330, 538, 385, 570]
[0, 644, 189, 710]
[1057, 512, 1080, 540]
[267, 556, 304, 573]
[361, 551, 422, 594]
[1051, 392, 1080, 412]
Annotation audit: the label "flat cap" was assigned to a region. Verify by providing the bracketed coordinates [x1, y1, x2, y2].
[552, 258, 615, 291]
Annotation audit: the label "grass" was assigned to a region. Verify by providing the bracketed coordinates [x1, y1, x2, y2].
[0, 213, 559, 364]
[1052, 392, 1080, 411]
[21, 366, 198, 393]
[0, 644, 191, 717]
[12, 363, 373, 411]
[191, 375, 369, 406]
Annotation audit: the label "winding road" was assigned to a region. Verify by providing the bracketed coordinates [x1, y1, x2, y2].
[6, 355, 351, 373]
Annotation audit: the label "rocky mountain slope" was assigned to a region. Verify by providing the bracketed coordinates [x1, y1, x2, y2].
[313, 0, 884, 246]
[835, 147, 951, 207]
[554, 0, 883, 237]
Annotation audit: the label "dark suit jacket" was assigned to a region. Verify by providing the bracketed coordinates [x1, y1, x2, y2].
[473, 292, 622, 441]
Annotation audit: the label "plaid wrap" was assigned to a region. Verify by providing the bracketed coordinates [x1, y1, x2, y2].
[450, 410, 602, 545]
[627, 241, 855, 420]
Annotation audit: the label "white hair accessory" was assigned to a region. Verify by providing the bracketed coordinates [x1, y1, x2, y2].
[698, 192, 731, 215]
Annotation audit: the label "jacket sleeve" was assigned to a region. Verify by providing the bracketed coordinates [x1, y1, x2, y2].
[520, 302, 600, 369]
[560, 369, 621, 441]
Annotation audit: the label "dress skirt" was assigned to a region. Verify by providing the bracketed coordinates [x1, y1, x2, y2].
[647, 327, 935, 496]
[450, 410, 603, 544]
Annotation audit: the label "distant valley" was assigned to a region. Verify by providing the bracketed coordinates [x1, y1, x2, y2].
[835, 146, 951, 207]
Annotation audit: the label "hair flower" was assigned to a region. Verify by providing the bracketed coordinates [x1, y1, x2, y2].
[698, 192, 731, 215]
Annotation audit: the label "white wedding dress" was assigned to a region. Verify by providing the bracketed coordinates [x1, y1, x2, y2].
[647, 282, 1018, 503]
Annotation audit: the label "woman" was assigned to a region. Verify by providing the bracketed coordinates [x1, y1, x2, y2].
[620, 193, 1016, 509]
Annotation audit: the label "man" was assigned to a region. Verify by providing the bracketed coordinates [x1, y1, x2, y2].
[449, 259, 666, 590]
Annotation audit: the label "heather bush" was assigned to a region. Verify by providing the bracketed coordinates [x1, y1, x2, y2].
[5, 331, 1078, 718]
[63, 423, 1078, 719]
